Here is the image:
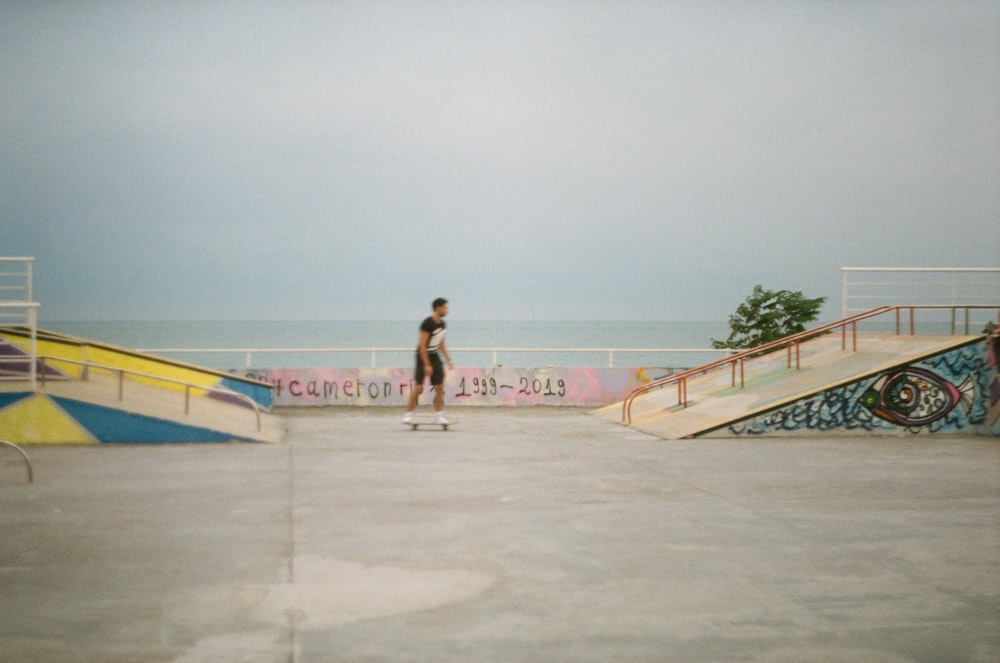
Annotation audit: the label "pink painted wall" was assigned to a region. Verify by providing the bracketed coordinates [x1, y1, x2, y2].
[235, 366, 675, 407]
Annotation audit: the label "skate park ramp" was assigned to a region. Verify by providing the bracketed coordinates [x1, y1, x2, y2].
[0, 326, 282, 444]
[594, 306, 999, 439]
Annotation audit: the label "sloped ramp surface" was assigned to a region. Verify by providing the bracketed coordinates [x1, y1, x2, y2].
[594, 334, 981, 439]
[0, 327, 282, 444]
[42, 371, 283, 443]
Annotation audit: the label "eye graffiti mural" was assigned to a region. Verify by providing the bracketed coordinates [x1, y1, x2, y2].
[728, 341, 992, 436]
[859, 368, 974, 427]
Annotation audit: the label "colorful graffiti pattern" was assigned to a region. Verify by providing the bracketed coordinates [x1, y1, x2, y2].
[859, 368, 974, 427]
[988, 334, 1000, 434]
[237, 366, 661, 408]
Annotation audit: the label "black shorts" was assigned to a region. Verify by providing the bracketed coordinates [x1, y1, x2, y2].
[414, 352, 445, 386]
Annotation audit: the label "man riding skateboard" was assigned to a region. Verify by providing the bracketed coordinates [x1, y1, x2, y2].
[402, 298, 454, 425]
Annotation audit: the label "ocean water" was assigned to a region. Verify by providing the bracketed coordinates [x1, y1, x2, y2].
[41, 320, 733, 369]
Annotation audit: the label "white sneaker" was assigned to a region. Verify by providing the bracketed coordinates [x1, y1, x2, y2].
[402, 411, 414, 424]
[435, 413, 450, 425]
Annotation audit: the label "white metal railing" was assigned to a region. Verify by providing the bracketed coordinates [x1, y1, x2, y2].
[135, 346, 739, 369]
[842, 267, 1000, 318]
[0, 258, 38, 389]
[0, 257, 33, 308]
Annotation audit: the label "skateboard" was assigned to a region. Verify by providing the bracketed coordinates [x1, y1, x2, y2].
[403, 418, 455, 431]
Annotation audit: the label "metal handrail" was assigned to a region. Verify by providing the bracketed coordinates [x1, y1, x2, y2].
[32, 356, 263, 432]
[0, 440, 33, 483]
[622, 304, 1000, 424]
[135, 346, 736, 369]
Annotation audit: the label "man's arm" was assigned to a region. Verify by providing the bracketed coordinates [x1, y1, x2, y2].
[440, 338, 454, 369]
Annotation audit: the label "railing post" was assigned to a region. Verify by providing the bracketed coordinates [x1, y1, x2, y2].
[25, 259, 32, 305]
[909, 306, 915, 335]
[245, 352, 252, 369]
[608, 350, 614, 368]
[371, 349, 377, 368]
[185, 385, 190, 414]
[841, 268, 848, 318]
[118, 370, 125, 401]
[28, 306, 36, 391]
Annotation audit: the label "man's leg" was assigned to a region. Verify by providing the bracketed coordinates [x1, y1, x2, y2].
[430, 354, 448, 423]
[407, 384, 423, 412]
[432, 385, 449, 424]
[429, 355, 446, 413]
[402, 384, 421, 423]
[404, 356, 425, 423]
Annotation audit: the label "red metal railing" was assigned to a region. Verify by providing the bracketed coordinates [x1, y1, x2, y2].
[621, 305, 999, 424]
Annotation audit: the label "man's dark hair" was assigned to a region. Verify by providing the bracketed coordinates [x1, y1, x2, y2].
[432, 297, 448, 310]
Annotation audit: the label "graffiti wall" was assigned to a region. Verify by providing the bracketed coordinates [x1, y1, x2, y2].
[988, 334, 1000, 435]
[234, 366, 675, 408]
[725, 339, 997, 436]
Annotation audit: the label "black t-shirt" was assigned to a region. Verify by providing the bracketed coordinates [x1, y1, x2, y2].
[419, 316, 446, 356]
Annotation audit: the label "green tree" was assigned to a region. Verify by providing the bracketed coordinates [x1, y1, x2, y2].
[712, 285, 826, 350]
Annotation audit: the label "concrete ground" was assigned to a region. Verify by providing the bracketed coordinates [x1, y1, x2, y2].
[1, 408, 998, 662]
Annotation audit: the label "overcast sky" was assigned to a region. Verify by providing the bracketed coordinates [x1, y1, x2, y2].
[3, 1, 998, 321]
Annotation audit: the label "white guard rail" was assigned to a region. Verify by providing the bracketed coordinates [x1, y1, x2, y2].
[0, 257, 39, 389]
[842, 267, 1000, 317]
[136, 346, 738, 369]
